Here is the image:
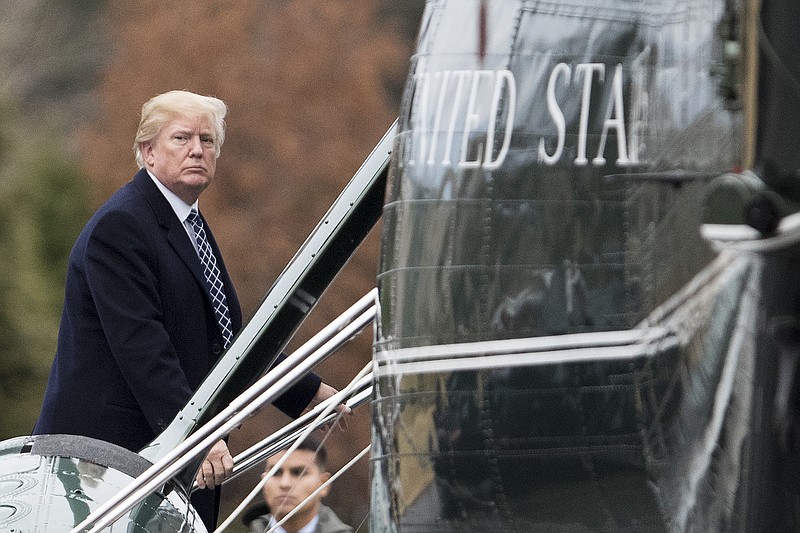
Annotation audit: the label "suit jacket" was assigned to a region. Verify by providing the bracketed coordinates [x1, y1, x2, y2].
[248, 505, 354, 533]
[34, 169, 320, 452]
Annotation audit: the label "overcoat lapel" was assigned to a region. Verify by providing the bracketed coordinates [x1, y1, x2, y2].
[131, 169, 242, 332]
[132, 170, 211, 299]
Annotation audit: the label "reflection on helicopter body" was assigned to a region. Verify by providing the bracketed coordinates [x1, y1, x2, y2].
[371, 0, 800, 531]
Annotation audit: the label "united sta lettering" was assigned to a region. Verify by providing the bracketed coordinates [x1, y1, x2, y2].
[401, 60, 648, 170]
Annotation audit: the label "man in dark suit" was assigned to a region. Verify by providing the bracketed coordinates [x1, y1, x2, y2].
[33, 90, 342, 529]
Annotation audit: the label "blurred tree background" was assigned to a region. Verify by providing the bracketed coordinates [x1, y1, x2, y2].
[0, 0, 424, 531]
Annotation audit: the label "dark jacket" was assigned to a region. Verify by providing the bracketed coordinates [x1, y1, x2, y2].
[33, 168, 320, 450]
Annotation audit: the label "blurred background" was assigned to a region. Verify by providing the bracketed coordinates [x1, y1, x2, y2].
[0, 0, 425, 530]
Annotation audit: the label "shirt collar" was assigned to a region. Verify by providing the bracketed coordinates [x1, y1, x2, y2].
[146, 169, 198, 223]
[268, 513, 320, 533]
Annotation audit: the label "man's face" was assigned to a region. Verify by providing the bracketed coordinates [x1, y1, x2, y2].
[262, 449, 330, 527]
[141, 115, 217, 205]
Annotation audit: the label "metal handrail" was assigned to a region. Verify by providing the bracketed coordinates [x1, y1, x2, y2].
[71, 290, 377, 533]
[223, 374, 373, 486]
[214, 360, 373, 532]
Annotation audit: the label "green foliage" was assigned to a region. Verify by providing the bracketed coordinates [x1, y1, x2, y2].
[0, 105, 91, 439]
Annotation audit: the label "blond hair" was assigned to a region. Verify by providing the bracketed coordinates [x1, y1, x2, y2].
[133, 90, 227, 168]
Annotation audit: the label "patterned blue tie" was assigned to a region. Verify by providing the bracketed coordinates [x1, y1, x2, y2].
[187, 209, 234, 348]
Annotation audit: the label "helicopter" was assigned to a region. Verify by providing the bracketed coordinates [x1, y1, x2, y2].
[3, 0, 800, 531]
[370, 0, 800, 531]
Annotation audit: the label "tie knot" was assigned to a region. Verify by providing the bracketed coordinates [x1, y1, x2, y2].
[187, 209, 200, 225]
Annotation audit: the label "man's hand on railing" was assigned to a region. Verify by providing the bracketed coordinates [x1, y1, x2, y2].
[310, 382, 352, 432]
[195, 439, 234, 489]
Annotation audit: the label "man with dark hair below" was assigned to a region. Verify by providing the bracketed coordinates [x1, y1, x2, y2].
[32, 90, 348, 530]
[249, 435, 354, 533]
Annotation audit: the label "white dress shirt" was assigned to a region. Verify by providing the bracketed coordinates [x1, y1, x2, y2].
[267, 514, 320, 533]
[146, 169, 200, 254]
